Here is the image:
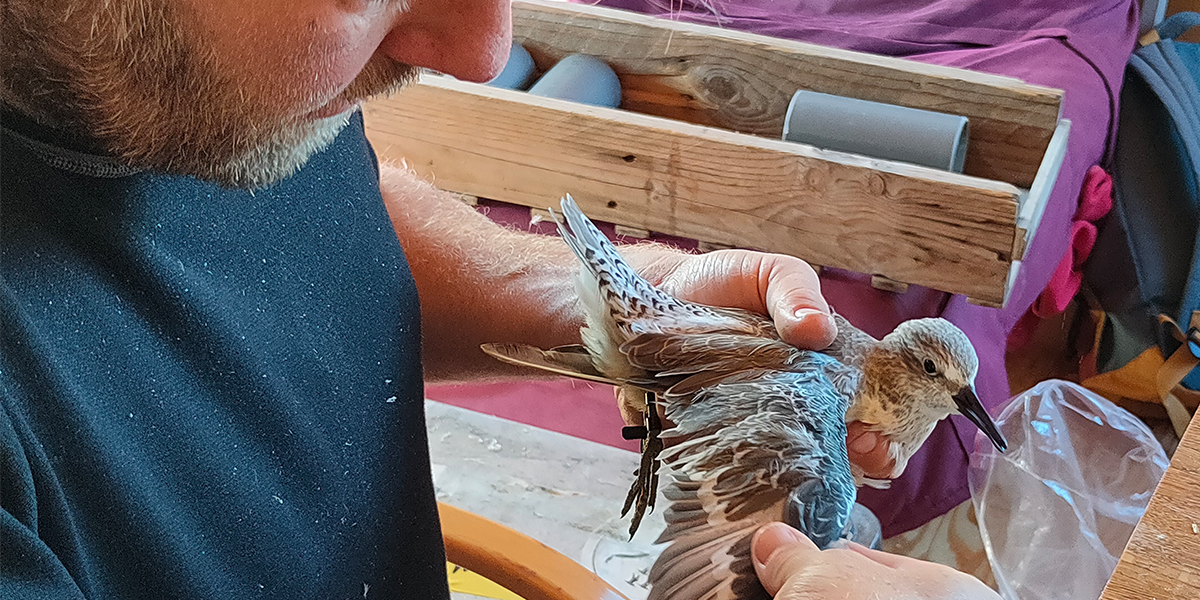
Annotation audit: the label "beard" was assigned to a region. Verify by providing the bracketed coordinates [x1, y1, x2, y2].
[1, 0, 419, 189]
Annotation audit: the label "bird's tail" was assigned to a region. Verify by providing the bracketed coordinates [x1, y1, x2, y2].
[551, 196, 687, 377]
[550, 194, 653, 301]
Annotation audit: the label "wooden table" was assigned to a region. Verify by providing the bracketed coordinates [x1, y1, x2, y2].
[1101, 417, 1200, 600]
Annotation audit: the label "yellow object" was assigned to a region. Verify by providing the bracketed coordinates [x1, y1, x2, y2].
[447, 562, 525, 600]
[1080, 309, 1200, 436]
[1081, 346, 1166, 404]
[437, 502, 629, 600]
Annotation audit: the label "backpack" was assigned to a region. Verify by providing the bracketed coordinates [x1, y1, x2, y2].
[1081, 12, 1200, 438]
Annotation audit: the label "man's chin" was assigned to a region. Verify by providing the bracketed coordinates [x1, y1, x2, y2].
[189, 110, 355, 190]
[309, 98, 360, 121]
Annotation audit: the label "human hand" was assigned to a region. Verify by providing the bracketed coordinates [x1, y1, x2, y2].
[847, 421, 898, 479]
[643, 248, 837, 350]
[752, 522, 1002, 600]
[624, 247, 899, 476]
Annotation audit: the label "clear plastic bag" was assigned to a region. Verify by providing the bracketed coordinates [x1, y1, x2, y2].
[968, 379, 1169, 600]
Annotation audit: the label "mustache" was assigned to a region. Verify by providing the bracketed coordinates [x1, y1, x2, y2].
[336, 54, 421, 106]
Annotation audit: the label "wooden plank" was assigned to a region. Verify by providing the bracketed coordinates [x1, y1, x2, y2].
[363, 77, 1022, 305]
[697, 240, 735, 253]
[870, 275, 911, 295]
[613, 224, 650, 239]
[1013, 120, 1072, 261]
[511, 0, 1063, 188]
[1100, 416, 1200, 600]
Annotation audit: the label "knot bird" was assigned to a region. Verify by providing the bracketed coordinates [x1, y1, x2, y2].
[483, 195, 1007, 600]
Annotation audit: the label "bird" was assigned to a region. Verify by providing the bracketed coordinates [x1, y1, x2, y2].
[482, 195, 1007, 600]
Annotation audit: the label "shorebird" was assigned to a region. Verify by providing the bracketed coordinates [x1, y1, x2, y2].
[483, 195, 1007, 599]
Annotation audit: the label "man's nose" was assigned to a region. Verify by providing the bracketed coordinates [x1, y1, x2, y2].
[378, 0, 513, 83]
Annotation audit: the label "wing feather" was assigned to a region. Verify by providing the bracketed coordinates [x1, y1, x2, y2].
[647, 366, 857, 600]
[480, 343, 619, 385]
[620, 332, 801, 389]
[552, 195, 778, 375]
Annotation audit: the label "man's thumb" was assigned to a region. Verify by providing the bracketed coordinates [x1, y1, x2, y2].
[751, 522, 821, 596]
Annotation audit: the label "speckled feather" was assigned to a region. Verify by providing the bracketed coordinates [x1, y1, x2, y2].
[551, 194, 778, 382]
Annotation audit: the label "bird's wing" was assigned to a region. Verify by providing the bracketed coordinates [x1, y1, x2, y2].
[820, 355, 863, 406]
[620, 332, 806, 396]
[647, 367, 856, 600]
[480, 343, 620, 385]
[552, 195, 775, 375]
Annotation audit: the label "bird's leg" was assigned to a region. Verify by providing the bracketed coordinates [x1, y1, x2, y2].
[645, 398, 662, 514]
[620, 391, 663, 539]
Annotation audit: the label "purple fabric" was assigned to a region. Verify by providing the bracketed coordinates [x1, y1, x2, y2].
[574, 0, 1140, 536]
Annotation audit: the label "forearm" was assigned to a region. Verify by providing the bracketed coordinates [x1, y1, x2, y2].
[378, 163, 684, 381]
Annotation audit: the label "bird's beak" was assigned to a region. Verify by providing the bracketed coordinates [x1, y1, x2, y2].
[952, 387, 1007, 452]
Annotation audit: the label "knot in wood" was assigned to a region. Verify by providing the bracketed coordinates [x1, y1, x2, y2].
[705, 73, 739, 101]
[803, 167, 828, 191]
[868, 173, 887, 196]
[696, 66, 758, 114]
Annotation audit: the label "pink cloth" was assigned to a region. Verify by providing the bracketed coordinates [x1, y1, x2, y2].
[1037, 165, 1114, 317]
[430, 0, 1141, 536]
[1010, 165, 1114, 348]
[1076, 166, 1115, 222]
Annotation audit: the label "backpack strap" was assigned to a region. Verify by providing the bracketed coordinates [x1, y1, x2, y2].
[1157, 12, 1200, 40]
[1158, 313, 1200, 437]
[1128, 27, 1200, 175]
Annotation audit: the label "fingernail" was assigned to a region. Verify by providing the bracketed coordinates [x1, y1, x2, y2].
[753, 522, 803, 568]
[793, 309, 835, 337]
[849, 430, 878, 454]
[794, 308, 826, 321]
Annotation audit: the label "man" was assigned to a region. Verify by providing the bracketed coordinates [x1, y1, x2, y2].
[0, 0, 998, 598]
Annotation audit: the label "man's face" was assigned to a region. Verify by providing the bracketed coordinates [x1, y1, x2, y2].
[1, 0, 512, 188]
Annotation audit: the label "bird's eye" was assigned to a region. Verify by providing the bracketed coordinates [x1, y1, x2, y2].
[923, 359, 938, 376]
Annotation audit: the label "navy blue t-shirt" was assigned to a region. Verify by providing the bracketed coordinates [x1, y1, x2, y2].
[0, 109, 450, 599]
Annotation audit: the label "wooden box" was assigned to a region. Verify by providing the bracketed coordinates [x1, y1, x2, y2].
[363, 0, 1070, 307]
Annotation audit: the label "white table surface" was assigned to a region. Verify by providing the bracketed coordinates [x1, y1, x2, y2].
[425, 400, 669, 599]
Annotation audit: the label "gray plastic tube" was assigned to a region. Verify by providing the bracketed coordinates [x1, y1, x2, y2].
[487, 42, 537, 90]
[527, 54, 622, 109]
[783, 90, 970, 172]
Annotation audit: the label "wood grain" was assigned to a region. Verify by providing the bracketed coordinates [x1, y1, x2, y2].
[1101, 416, 1200, 600]
[363, 77, 1023, 305]
[511, 0, 1063, 188]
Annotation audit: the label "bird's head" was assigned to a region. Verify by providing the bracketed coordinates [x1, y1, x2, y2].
[874, 318, 1007, 452]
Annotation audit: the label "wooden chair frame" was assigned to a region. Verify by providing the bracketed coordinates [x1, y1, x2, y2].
[439, 502, 629, 600]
